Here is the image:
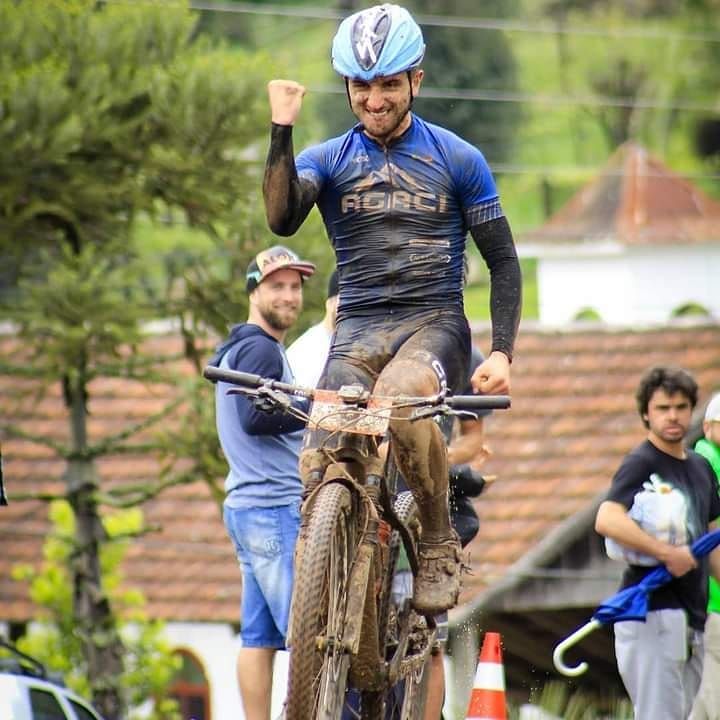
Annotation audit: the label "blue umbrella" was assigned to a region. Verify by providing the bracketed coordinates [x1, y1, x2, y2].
[553, 528, 720, 676]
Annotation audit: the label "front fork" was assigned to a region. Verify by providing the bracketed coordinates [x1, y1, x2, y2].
[295, 448, 394, 689]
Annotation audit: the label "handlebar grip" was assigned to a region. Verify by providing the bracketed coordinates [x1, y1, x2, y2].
[446, 394, 511, 410]
[203, 366, 264, 388]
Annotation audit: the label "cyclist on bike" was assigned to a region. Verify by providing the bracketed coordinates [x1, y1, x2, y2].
[263, 2, 521, 615]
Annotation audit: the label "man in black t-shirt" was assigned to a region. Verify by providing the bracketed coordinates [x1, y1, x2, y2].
[595, 366, 720, 720]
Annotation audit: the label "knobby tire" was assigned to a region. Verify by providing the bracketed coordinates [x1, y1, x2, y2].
[285, 482, 357, 720]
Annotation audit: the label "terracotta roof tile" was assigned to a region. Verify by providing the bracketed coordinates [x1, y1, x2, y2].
[455, 322, 720, 605]
[0, 335, 237, 623]
[522, 142, 720, 246]
[2, 325, 720, 621]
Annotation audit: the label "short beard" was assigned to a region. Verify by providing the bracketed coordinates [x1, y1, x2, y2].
[263, 307, 296, 331]
[377, 106, 411, 142]
[351, 92, 412, 144]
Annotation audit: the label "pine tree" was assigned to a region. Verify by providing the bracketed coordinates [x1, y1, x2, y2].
[0, 1, 287, 715]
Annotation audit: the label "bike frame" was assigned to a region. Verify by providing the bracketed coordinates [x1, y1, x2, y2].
[204, 365, 509, 718]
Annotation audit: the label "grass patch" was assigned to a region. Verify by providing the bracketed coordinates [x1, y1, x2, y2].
[464, 258, 538, 321]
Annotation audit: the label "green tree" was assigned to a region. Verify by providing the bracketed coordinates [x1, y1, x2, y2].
[12, 502, 181, 720]
[588, 57, 648, 147]
[543, 0, 720, 17]
[0, 1, 288, 716]
[533, 0, 720, 157]
[410, 0, 522, 162]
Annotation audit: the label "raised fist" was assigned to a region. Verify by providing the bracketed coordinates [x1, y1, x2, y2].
[268, 79, 306, 126]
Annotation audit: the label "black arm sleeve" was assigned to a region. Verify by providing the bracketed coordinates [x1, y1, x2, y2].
[469, 216, 522, 361]
[262, 123, 319, 236]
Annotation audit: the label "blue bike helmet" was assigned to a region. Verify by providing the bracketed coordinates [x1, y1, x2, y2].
[331, 4, 425, 82]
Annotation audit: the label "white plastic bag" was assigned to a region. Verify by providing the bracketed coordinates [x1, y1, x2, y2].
[606, 473, 689, 566]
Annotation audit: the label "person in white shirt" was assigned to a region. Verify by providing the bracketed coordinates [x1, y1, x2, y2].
[286, 270, 338, 388]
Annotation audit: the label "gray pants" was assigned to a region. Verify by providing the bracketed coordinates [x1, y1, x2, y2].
[689, 612, 720, 720]
[614, 608, 704, 719]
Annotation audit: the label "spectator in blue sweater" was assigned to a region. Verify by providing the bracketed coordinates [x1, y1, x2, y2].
[210, 245, 315, 720]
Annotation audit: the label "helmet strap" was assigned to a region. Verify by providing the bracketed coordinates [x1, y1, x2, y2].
[407, 71, 415, 104]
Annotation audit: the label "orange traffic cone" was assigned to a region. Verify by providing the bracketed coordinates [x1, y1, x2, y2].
[465, 631, 507, 720]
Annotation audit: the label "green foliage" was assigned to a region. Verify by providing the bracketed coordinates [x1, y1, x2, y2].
[540, 0, 720, 18]
[411, 0, 523, 161]
[12, 501, 181, 720]
[511, 680, 633, 719]
[0, 1, 283, 714]
[574, 307, 603, 322]
[672, 301, 711, 318]
[0, 0, 270, 264]
[8, 242, 146, 381]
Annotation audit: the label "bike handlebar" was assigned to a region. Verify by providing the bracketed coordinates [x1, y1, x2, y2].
[203, 365, 510, 411]
[203, 365, 314, 397]
[204, 366, 263, 387]
[444, 394, 510, 411]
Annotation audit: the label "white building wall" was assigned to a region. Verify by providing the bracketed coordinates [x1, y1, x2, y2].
[537, 251, 633, 325]
[164, 622, 289, 720]
[628, 245, 720, 324]
[536, 243, 720, 325]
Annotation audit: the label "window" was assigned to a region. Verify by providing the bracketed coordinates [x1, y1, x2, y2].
[169, 650, 210, 720]
[29, 688, 68, 720]
[69, 699, 101, 720]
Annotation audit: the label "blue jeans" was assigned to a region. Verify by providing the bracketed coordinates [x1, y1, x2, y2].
[224, 500, 301, 648]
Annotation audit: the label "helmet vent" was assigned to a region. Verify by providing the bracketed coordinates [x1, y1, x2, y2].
[351, 7, 391, 71]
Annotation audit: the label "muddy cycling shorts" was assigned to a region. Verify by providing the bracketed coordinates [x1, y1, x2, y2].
[320, 306, 471, 397]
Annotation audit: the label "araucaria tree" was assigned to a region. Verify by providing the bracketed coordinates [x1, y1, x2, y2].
[0, 1, 272, 716]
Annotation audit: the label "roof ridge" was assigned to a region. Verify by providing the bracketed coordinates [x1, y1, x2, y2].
[521, 142, 720, 246]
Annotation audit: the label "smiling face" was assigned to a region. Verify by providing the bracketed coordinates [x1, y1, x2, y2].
[249, 268, 303, 340]
[347, 69, 423, 143]
[644, 388, 692, 453]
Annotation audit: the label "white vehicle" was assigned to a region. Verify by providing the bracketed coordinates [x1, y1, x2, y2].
[0, 639, 104, 720]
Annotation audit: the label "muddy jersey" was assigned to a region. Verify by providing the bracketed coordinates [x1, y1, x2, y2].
[295, 115, 503, 316]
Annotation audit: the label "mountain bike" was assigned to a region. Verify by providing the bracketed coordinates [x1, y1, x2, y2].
[204, 365, 510, 720]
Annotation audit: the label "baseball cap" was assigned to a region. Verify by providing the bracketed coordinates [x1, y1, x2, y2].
[245, 245, 316, 293]
[705, 393, 720, 422]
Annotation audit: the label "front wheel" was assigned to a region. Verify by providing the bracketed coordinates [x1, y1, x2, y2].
[285, 482, 358, 720]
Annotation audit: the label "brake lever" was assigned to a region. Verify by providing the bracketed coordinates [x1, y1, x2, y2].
[227, 387, 261, 398]
[409, 406, 479, 422]
[453, 409, 480, 421]
[226, 386, 293, 412]
[260, 387, 293, 411]
[409, 405, 450, 422]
